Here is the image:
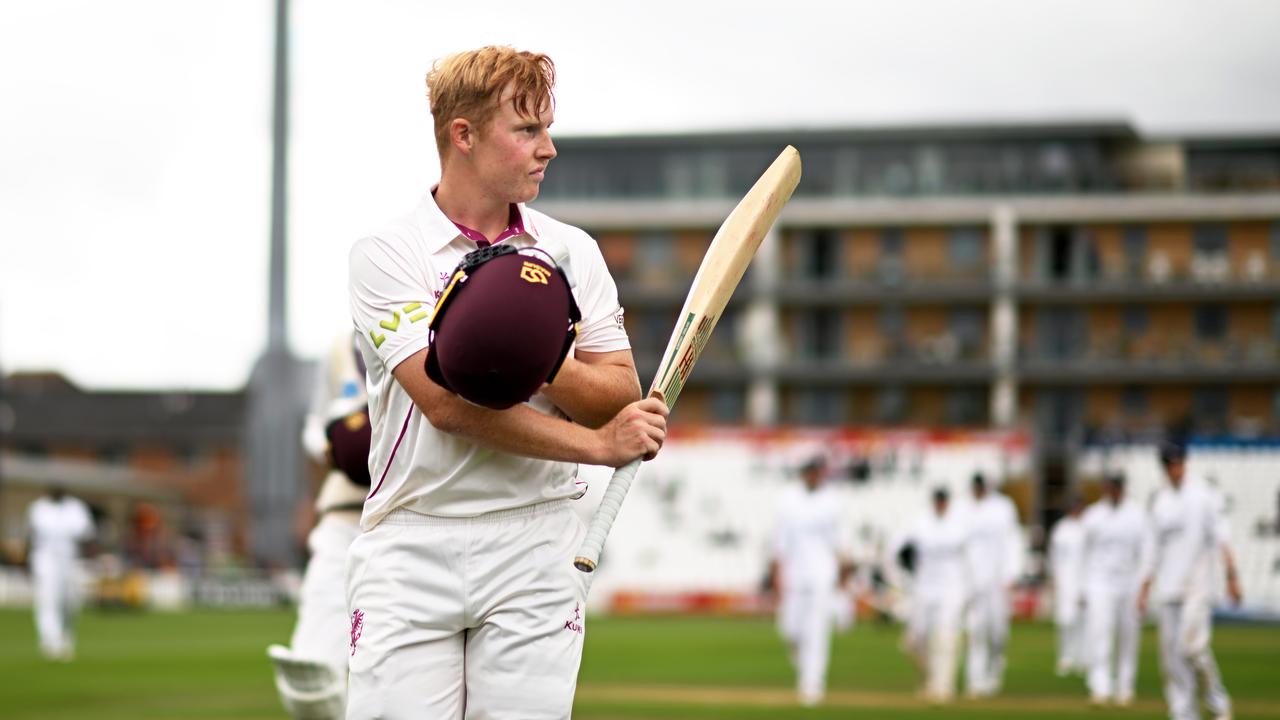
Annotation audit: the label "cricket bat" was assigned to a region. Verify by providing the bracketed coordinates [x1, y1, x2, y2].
[574, 145, 802, 572]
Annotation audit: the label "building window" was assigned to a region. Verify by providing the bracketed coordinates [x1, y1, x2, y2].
[636, 310, 672, 357]
[876, 385, 907, 424]
[793, 389, 844, 425]
[1038, 307, 1085, 360]
[1123, 305, 1149, 335]
[710, 387, 743, 424]
[1122, 225, 1147, 278]
[945, 387, 986, 425]
[1193, 223, 1229, 256]
[1194, 304, 1228, 341]
[949, 307, 985, 359]
[798, 309, 841, 360]
[948, 227, 983, 273]
[800, 228, 840, 280]
[635, 231, 674, 288]
[1192, 223, 1230, 282]
[1121, 385, 1149, 417]
[879, 228, 905, 284]
[880, 305, 906, 359]
[1192, 387, 1229, 433]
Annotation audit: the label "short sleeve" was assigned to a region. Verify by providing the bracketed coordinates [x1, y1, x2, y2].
[75, 501, 94, 539]
[349, 236, 438, 372]
[567, 234, 629, 353]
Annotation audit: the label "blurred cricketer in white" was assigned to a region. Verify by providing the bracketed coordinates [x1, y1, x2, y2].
[769, 455, 853, 707]
[897, 487, 970, 703]
[26, 486, 94, 660]
[269, 331, 369, 719]
[963, 472, 1022, 697]
[1139, 444, 1241, 720]
[1080, 472, 1148, 706]
[1048, 495, 1086, 677]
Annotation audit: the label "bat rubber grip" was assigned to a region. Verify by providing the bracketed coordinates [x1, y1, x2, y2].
[574, 458, 642, 572]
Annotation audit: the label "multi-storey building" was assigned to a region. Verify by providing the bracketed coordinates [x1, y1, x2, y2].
[536, 122, 1280, 514]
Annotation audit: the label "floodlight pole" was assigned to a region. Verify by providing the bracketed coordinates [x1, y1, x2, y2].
[245, 0, 304, 570]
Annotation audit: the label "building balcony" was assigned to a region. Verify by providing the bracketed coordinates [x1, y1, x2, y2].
[776, 275, 994, 304]
[775, 358, 994, 383]
[1016, 277, 1280, 303]
[1018, 339, 1280, 383]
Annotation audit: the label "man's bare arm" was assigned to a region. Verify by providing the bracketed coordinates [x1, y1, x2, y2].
[393, 347, 665, 467]
[540, 349, 642, 429]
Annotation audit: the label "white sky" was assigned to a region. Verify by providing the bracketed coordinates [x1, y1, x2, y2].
[2, 0, 1278, 390]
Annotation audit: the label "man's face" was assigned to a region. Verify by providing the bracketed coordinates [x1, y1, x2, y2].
[1164, 459, 1185, 487]
[1105, 483, 1124, 503]
[471, 86, 556, 204]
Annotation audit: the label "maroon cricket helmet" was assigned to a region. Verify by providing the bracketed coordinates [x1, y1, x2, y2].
[325, 406, 372, 486]
[425, 245, 581, 410]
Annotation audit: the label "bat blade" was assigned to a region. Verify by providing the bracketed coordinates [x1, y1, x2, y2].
[574, 146, 802, 572]
[651, 145, 801, 407]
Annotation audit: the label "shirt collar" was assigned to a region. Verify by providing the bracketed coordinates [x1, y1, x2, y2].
[417, 185, 541, 253]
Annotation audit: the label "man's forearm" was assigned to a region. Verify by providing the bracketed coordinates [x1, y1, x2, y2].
[541, 354, 642, 428]
[427, 390, 607, 465]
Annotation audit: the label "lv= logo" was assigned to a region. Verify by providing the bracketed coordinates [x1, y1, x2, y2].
[369, 302, 430, 348]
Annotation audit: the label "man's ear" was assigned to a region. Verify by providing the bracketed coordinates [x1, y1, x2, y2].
[449, 118, 475, 156]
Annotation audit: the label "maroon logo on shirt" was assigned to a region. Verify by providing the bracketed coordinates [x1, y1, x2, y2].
[350, 609, 365, 656]
[563, 602, 584, 635]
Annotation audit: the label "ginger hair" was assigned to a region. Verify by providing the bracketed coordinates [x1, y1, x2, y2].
[426, 46, 556, 158]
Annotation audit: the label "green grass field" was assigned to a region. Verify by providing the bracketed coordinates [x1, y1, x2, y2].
[1, 608, 1277, 719]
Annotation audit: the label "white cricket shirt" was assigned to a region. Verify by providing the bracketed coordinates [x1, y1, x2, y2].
[903, 509, 970, 600]
[773, 483, 845, 589]
[1080, 499, 1148, 593]
[966, 492, 1022, 587]
[1048, 515, 1085, 600]
[349, 191, 629, 529]
[28, 496, 93, 560]
[1144, 475, 1231, 604]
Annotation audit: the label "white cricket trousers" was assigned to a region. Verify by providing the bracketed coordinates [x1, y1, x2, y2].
[31, 552, 81, 657]
[1054, 586, 1084, 673]
[965, 586, 1010, 695]
[292, 513, 362, 672]
[1084, 585, 1139, 701]
[905, 594, 964, 702]
[345, 500, 589, 720]
[776, 583, 835, 704]
[1157, 601, 1231, 720]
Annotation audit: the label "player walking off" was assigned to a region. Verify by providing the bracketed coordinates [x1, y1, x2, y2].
[1081, 472, 1148, 707]
[345, 46, 667, 719]
[769, 455, 854, 707]
[269, 331, 370, 719]
[964, 472, 1022, 697]
[897, 487, 970, 704]
[1048, 494, 1086, 677]
[26, 486, 94, 661]
[1139, 444, 1241, 720]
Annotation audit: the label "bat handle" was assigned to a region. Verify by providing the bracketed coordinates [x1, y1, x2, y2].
[573, 458, 642, 572]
